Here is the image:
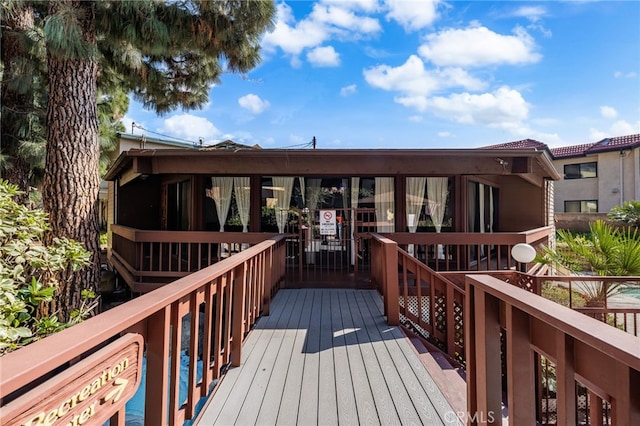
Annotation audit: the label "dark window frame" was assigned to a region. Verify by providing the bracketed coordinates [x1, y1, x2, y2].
[564, 162, 597, 179]
[564, 200, 598, 213]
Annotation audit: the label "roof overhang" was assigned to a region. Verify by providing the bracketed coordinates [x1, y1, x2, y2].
[105, 148, 561, 184]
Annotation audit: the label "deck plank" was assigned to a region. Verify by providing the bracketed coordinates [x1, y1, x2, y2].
[340, 290, 380, 426]
[331, 290, 358, 426]
[197, 289, 459, 426]
[317, 290, 339, 426]
[275, 290, 317, 425]
[198, 290, 295, 425]
[255, 290, 311, 425]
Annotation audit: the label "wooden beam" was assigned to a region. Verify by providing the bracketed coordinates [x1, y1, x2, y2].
[516, 173, 544, 187]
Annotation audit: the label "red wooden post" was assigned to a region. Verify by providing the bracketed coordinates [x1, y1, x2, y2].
[231, 264, 247, 367]
[612, 364, 640, 426]
[384, 239, 399, 326]
[472, 288, 502, 425]
[145, 306, 171, 425]
[465, 281, 478, 425]
[506, 305, 536, 425]
[588, 390, 604, 426]
[555, 332, 577, 425]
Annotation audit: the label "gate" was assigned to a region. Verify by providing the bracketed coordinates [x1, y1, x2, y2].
[284, 208, 377, 287]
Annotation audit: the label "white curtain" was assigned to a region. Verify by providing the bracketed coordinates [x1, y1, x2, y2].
[233, 177, 250, 233]
[375, 177, 394, 232]
[427, 177, 449, 259]
[306, 178, 322, 211]
[272, 177, 294, 233]
[350, 177, 360, 265]
[298, 177, 305, 208]
[406, 177, 426, 257]
[211, 177, 234, 232]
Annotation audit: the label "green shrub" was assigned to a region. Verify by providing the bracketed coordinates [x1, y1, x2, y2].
[0, 180, 92, 354]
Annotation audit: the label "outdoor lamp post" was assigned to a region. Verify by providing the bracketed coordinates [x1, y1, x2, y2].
[511, 243, 536, 273]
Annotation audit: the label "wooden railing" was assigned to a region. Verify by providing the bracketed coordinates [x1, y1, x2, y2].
[110, 225, 277, 292]
[386, 225, 553, 272]
[465, 274, 640, 425]
[371, 233, 640, 424]
[0, 236, 287, 426]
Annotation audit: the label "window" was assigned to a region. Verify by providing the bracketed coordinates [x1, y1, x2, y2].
[564, 200, 598, 213]
[564, 162, 597, 179]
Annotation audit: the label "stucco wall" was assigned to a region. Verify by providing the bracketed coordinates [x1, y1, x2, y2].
[553, 147, 639, 213]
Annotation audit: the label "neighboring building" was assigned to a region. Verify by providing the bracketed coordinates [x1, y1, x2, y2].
[550, 134, 640, 215]
[486, 133, 640, 231]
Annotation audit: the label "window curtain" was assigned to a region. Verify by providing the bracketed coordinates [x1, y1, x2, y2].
[305, 178, 322, 211]
[272, 177, 294, 233]
[427, 177, 448, 259]
[298, 177, 305, 208]
[211, 177, 234, 232]
[233, 177, 250, 233]
[375, 177, 394, 232]
[350, 177, 360, 265]
[406, 177, 426, 257]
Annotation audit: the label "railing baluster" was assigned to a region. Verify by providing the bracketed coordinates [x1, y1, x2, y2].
[146, 306, 171, 426]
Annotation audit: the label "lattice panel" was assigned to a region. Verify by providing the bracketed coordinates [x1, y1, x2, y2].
[434, 292, 446, 333]
[453, 300, 464, 363]
[399, 296, 431, 339]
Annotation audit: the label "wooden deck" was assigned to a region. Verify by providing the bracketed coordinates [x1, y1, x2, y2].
[197, 289, 461, 425]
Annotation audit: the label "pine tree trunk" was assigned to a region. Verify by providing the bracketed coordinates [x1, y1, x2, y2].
[0, 4, 35, 203]
[42, 1, 101, 321]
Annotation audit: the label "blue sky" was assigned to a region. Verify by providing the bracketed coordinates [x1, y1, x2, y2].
[123, 0, 640, 149]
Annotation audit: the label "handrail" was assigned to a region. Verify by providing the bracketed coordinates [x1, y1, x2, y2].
[109, 225, 278, 292]
[386, 226, 553, 245]
[465, 274, 640, 425]
[111, 224, 278, 244]
[0, 235, 287, 425]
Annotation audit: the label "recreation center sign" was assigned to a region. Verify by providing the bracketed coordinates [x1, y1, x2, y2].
[2, 333, 144, 426]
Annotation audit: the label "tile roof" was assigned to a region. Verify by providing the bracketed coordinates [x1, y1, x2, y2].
[549, 143, 595, 158]
[481, 139, 549, 150]
[550, 134, 640, 158]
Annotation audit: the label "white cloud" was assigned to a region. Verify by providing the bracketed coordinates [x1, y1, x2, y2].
[238, 94, 270, 115]
[589, 128, 608, 141]
[307, 45, 341, 67]
[511, 6, 547, 21]
[160, 114, 220, 141]
[409, 115, 423, 122]
[341, 84, 357, 96]
[311, 3, 381, 34]
[384, 0, 440, 31]
[323, 0, 379, 13]
[364, 55, 485, 103]
[438, 131, 452, 137]
[425, 87, 531, 131]
[600, 105, 618, 119]
[261, 1, 381, 60]
[418, 25, 541, 67]
[610, 120, 640, 135]
[262, 3, 329, 55]
[614, 71, 638, 79]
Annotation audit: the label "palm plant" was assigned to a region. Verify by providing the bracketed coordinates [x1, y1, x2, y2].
[608, 200, 640, 228]
[541, 220, 640, 305]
